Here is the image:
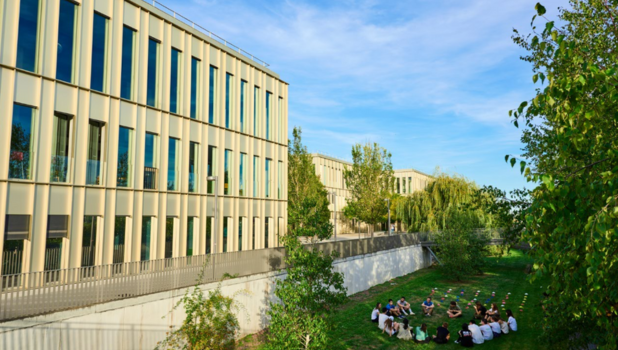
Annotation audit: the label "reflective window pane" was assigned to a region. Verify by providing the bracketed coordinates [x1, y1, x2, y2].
[167, 138, 179, 191]
[9, 104, 35, 180]
[253, 86, 260, 137]
[170, 48, 181, 113]
[146, 38, 159, 107]
[82, 216, 98, 267]
[50, 113, 71, 183]
[239, 153, 246, 196]
[16, 0, 39, 72]
[240, 80, 246, 133]
[113, 217, 125, 264]
[91, 13, 108, 92]
[165, 217, 174, 259]
[190, 58, 200, 119]
[141, 217, 151, 261]
[253, 156, 259, 197]
[266, 92, 272, 140]
[117, 127, 132, 187]
[86, 121, 102, 185]
[265, 158, 271, 198]
[209, 66, 217, 124]
[224, 150, 232, 195]
[207, 146, 216, 194]
[225, 73, 233, 128]
[187, 217, 194, 257]
[144, 133, 157, 190]
[189, 142, 199, 193]
[56, 0, 76, 83]
[120, 26, 135, 100]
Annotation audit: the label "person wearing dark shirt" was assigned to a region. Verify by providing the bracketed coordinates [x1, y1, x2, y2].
[474, 302, 487, 320]
[432, 322, 450, 344]
[455, 324, 474, 347]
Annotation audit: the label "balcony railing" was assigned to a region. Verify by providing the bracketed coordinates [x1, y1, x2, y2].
[144, 167, 158, 190]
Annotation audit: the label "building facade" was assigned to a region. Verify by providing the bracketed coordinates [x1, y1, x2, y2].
[393, 169, 433, 195]
[0, 0, 288, 276]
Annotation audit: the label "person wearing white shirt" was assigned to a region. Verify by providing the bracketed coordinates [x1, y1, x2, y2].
[506, 309, 518, 331]
[371, 302, 382, 323]
[468, 320, 485, 344]
[378, 307, 394, 330]
[479, 319, 494, 340]
[489, 317, 502, 338]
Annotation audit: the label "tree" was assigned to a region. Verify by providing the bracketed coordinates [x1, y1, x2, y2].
[266, 128, 347, 350]
[509, 2, 618, 348]
[342, 142, 394, 233]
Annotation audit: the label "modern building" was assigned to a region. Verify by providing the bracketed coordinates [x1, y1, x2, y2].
[0, 0, 288, 276]
[393, 169, 433, 196]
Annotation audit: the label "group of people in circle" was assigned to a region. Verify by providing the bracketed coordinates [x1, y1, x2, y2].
[371, 296, 518, 346]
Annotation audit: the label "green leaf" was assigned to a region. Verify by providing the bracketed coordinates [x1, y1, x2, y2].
[505, 155, 510, 163]
[514, 120, 519, 128]
[533, 74, 539, 83]
[510, 158, 517, 168]
[520, 161, 526, 174]
[535, 2, 547, 16]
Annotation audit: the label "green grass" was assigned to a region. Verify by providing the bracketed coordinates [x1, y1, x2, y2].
[326, 250, 546, 349]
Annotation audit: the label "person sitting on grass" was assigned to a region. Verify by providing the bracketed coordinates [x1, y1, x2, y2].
[414, 323, 431, 343]
[498, 317, 509, 334]
[421, 297, 435, 316]
[474, 302, 487, 320]
[506, 309, 518, 331]
[386, 299, 404, 319]
[485, 303, 500, 321]
[489, 316, 501, 339]
[371, 302, 382, 323]
[397, 318, 414, 340]
[432, 322, 450, 344]
[447, 301, 463, 318]
[468, 320, 484, 344]
[479, 319, 493, 341]
[378, 307, 394, 330]
[398, 297, 415, 316]
[383, 318, 400, 337]
[455, 324, 474, 347]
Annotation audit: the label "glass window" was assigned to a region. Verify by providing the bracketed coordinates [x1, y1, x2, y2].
[253, 156, 259, 197]
[206, 216, 213, 254]
[209, 66, 218, 124]
[120, 26, 135, 100]
[167, 138, 179, 191]
[224, 150, 232, 195]
[9, 104, 35, 180]
[50, 113, 71, 183]
[240, 80, 247, 133]
[113, 217, 125, 264]
[223, 217, 229, 253]
[16, 0, 40, 72]
[266, 92, 272, 140]
[252, 217, 257, 250]
[253, 86, 260, 137]
[56, 0, 76, 83]
[189, 142, 199, 193]
[141, 217, 152, 261]
[264, 217, 270, 249]
[91, 13, 108, 92]
[187, 217, 194, 256]
[239, 153, 246, 196]
[170, 48, 181, 114]
[238, 217, 243, 251]
[146, 38, 159, 107]
[82, 216, 97, 267]
[117, 127, 133, 187]
[86, 121, 103, 185]
[408, 177, 412, 193]
[278, 161, 283, 199]
[45, 215, 68, 272]
[144, 133, 158, 190]
[278, 97, 284, 143]
[3, 215, 29, 277]
[190, 57, 200, 119]
[165, 217, 174, 258]
[225, 73, 233, 129]
[265, 159, 272, 198]
[207, 145, 216, 194]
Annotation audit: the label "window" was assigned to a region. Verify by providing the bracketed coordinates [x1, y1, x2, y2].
[187, 217, 195, 256]
[207, 146, 216, 194]
[50, 113, 72, 183]
[165, 217, 174, 258]
[91, 13, 108, 92]
[144, 133, 158, 189]
[82, 216, 98, 267]
[253, 86, 260, 137]
[252, 217, 257, 250]
[120, 26, 135, 100]
[238, 217, 244, 251]
[117, 127, 133, 187]
[16, 0, 40, 72]
[265, 158, 272, 198]
[278, 97, 284, 143]
[113, 217, 125, 264]
[239, 153, 246, 196]
[225, 73, 233, 129]
[264, 217, 270, 249]
[224, 150, 232, 195]
[208, 66, 218, 124]
[86, 121, 103, 185]
[189, 142, 199, 193]
[266, 92, 272, 140]
[278, 161, 283, 199]
[170, 48, 181, 113]
[206, 216, 213, 254]
[3, 215, 29, 276]
[253, 156, 260, 197]
[167, 138, 179, 191]
[223, 217, 230, 253]
[45, 215, 69, 271]
[190, 57, 200, 119]
[146, 38, 159, 107]
[9, 104, 35, 180]
[403, 178, 406, 194]
[141, 217, 152, 261]
[240, 80, 247, 133]
[56, 0, 76, 83]
[408, 177, 412, 193]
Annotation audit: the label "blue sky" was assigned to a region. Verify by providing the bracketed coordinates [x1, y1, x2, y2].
[164, 0, 566, 192]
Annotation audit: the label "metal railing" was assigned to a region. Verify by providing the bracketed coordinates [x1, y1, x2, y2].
[144, 167, 158, 190]
[141, 0, 270, 68]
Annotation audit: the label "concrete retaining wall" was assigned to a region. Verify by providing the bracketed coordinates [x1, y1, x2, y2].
[0, 245, 430, 350]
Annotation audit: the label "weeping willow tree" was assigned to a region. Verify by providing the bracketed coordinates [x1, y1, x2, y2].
[395, 173, 494, 232]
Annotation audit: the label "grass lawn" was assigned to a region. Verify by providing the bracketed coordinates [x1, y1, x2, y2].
[326, 250, 545, 350]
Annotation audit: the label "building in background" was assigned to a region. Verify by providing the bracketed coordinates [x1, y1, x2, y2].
[0, 0, 288, 276]
[393, 169, 433, 196]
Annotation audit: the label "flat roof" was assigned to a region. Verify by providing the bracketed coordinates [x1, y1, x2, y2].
[312, 153, 434, 178]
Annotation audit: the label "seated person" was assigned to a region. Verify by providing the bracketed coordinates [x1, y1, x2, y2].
[468, 320, 484, 344]
[479, 319, 494, 341]
[489, 316, 501, 338]
[421, 297, 435, 316]
[506, 309, 518, 331]
[455, 324, 474, 347]
[447, 301, 463, 318]
[386, 299, 403, 318]
[398, 297, 414, 315]
[474, 302, 487, 320]
[397, 318, 414, 340]
[383, 318, 400, 337]
[378, 307, 394, 330]
[485, 303, 500, 321]
[432, 322, 450, 344]
[371, 302, 382, 323]
[498, 317, 509, 334]
[415, 323, 431, 343]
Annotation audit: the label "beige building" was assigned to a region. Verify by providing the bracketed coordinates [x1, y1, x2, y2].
[0, 0, 288, 276]
[393, 169, 433, 195]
